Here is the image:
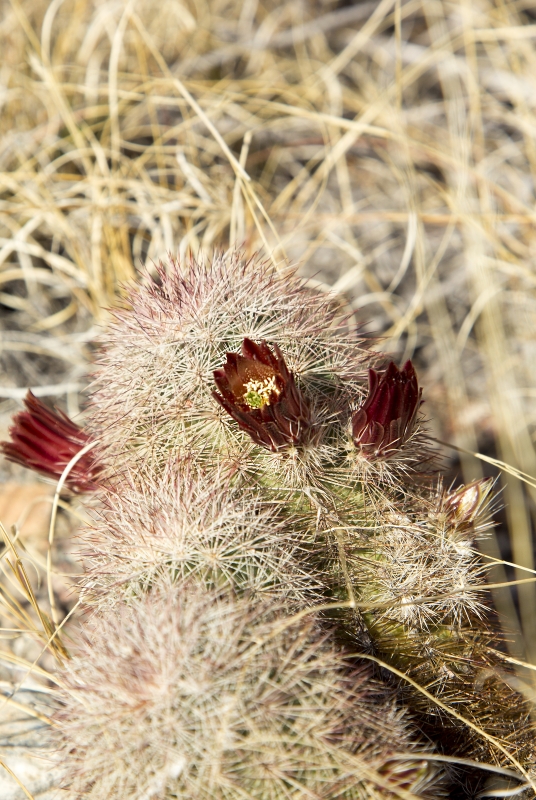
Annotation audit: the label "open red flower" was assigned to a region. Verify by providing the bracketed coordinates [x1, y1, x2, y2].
[213, 338, 312, 452]
[0, 391, 99, 493]
[352, 361, 422, 458]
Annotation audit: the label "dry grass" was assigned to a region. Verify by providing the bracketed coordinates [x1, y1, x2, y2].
[0, 0, 535, 796]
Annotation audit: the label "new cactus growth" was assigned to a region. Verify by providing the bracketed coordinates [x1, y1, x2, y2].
[2, 250, 535, 797]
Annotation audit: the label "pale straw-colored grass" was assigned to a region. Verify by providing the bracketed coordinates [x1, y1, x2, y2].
[0, 0, 535, 796]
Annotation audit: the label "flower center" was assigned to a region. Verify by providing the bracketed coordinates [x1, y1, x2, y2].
[243, 377, 280, 409]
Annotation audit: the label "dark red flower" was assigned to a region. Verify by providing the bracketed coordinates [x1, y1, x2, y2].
[0, 391, 99, 493]
[352, 361, 422, 458]
[213, 338, 312, 452]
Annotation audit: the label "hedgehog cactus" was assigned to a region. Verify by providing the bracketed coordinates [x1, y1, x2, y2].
[80, 460, 324, 608]
[56, 579, 445, 799]
[2, 250, 535, 798]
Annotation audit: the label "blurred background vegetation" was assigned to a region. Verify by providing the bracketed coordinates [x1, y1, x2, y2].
[0, 0, 535, 793]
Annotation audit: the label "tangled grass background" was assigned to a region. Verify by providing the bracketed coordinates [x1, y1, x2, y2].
[0, 0, 535, 797]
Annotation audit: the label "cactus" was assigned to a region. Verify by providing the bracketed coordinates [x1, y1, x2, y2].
[55, 578, 445, 800]
[2, 249, 535, 797]
[339, 477, 536, 768]
[79, 459, 324, 609]
[85, 251, 373, 492]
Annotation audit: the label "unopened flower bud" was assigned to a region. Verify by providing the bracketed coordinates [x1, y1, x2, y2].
[352, 361, 422, 458]
[442, 478, 494, 527]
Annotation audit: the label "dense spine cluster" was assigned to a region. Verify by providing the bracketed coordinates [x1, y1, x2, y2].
[2, 251, 534, 798]
[79, 460, 323, 609]
[57, 580, 443, 800]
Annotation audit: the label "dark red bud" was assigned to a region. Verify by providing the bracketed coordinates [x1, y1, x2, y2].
[352, 361, 422, 458]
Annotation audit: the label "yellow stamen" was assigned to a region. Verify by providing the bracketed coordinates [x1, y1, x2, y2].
[243, 377, 280, 409]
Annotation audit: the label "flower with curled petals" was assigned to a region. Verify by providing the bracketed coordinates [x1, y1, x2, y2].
[0, 391, 100, 493]
[352, 361, 422, 458]
[213, 338, 312, 452]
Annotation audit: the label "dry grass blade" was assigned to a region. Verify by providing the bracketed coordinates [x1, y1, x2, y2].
[358, 653, 536, 795]
[0, 757, 36, 800]
[0, 521, 68, 661]
[436, 439, 536, 491]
